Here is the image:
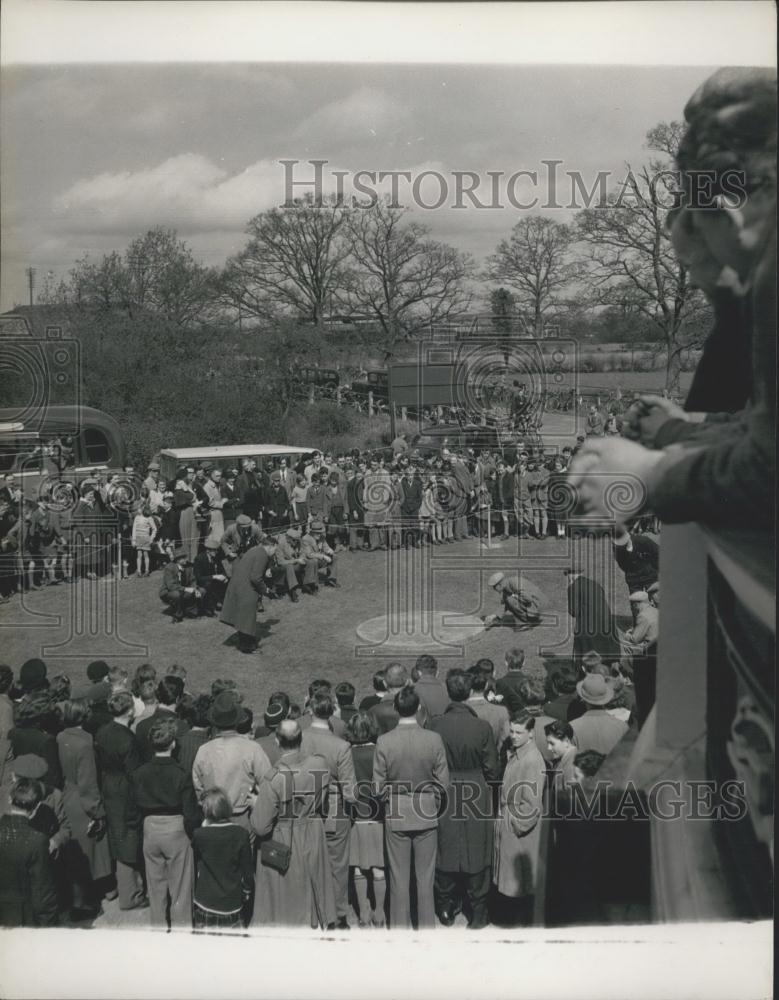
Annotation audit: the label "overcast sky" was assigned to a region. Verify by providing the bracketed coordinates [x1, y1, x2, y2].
[0, 62, 719, 310]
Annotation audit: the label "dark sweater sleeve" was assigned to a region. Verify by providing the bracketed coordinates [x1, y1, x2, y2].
[649, 228, 775, 529]
[238, 829, 254, 895]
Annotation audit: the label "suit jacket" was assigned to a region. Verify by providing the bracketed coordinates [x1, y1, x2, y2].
[369, 693, 428, 735]
[301, 723, 357, 828]
[571, 709, 629, 756]
[373, 720, 449, 831]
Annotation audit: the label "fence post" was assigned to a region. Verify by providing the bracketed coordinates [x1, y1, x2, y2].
[368, 390, 374, 416]
[401, 406, 407, 422]
[308, 385, 315, 405]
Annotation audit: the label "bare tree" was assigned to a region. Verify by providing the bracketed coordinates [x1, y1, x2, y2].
[485, 216, 579, 337]
[45, 228, 217, 327]
[344, 199, 474, 354]
[225, 194, 352, 326]
[575, 121, 710, 392]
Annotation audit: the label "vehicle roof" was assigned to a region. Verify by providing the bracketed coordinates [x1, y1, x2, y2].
[0, 405, 123, 437]
[159, 444, 316, 459]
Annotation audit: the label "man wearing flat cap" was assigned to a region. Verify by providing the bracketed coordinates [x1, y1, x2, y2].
[220, 514, 262, 579]
[142, 462, 160, 496]
[482, 571, 546, 629]
[158, 547, 205, 623]
[300, 520, 339, 594]
[272, 526, 306, 602]
[219, 535, 278, 653]
[193, 536, 228, 615]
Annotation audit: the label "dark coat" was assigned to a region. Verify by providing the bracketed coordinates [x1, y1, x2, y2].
[94, 721, 142, 866]
[219, 544, 270, 637]
[429, 704, 499, 873]
[614, 536, 659, 593]
[57, 725, 113, 881]
[193, 549, 225, 589]
[566, 575, 620, 661]
[0, 814, 59, 927]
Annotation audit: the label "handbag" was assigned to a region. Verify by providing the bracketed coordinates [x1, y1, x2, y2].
[260, 765, 294, 875]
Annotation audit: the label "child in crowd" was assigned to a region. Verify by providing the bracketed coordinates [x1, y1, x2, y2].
[192, 788, 254, 932]
[291, 475, 309, 530]
[131, 505, 157, 577]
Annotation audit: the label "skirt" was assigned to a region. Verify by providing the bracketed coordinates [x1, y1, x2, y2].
[193, 902, 244, 933]
[349, 821, 385, 869]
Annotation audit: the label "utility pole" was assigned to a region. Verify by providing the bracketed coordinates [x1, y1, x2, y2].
[25, 267, 36, 308]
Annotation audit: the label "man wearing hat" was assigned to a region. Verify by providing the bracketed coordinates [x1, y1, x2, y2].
[143, 462, 160, 496]
[263, 471, 292, 533]
[158, 547, 205, 623]
[570, 674, 629, 755]
[192, 692, 271, 834]
[255, 701, 286, 765]
[220, 513, 262, 579]
[300, 520, 339, 594]
[612, 529, 658, 594]
[482, 572, 546, 629]
[623, 592, 659, 653]
[70, 482, 102, 580]
[271, 526, 306, 602]
[0, 754, 72, 858]
[219, 535, 278, 653]
[193, 536, 228, 614]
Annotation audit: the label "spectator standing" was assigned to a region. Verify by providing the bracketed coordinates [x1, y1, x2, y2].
[192, 788, 254, 932]
[0, 779, 59, 927]
[570, 675, 629, 755]
[192, 693, 271, 836]
[612, 530, 659, 593]
[94, 692, 147, 911]
[345, 712, 385, 928]
[132, 718, 198, 929]
[413, 655, 449, 720]
[56, 701, 113, 917]
[250, 720, 337, 929]
[301, 691, 358, 929]
[492, 710, 546, 926]
[372, 687, 449, 929]
[429, 670, 499, 930]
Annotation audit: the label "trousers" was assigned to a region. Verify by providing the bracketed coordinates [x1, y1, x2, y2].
[384, 826, 437, 930]
[434, 867, 491, 928]
[325, 816, 351, 919]
[116, 860, 146, 910]
[142, 815, 194, 929]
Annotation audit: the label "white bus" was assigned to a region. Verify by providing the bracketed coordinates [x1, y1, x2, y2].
[157, 444, 317, 483]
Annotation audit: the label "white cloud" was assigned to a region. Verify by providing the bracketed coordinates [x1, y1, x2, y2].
[51, 154, 284, 235]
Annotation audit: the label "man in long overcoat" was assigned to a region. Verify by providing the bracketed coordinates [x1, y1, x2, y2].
[250, 720, 336, 929]
[429, 670, 499, 929]
[565, 568, 621, 664]
[93, 691, 146, 910]
[219, 536, 276, 653]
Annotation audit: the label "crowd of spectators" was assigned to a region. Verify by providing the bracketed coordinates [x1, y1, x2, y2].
[0, 646, 639, 932]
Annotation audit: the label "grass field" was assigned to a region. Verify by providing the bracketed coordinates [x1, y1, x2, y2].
[0, 531, 633, 719]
